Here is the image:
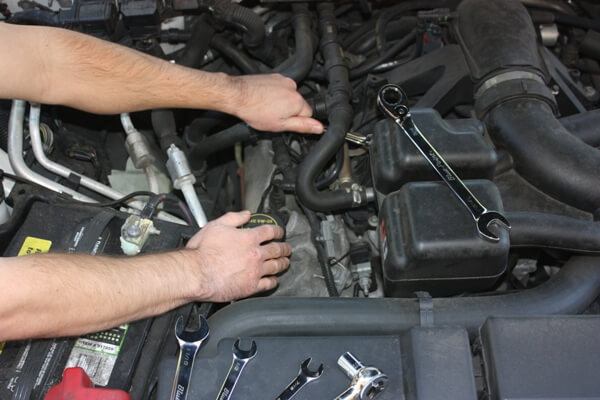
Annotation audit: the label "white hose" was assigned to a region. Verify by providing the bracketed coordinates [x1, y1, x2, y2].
[181, 181, 208, 227]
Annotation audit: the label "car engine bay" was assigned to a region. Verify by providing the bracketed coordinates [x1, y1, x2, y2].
[2, 0, 600, 399]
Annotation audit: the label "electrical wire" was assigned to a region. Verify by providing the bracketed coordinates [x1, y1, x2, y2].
[0, 169, 196, 226]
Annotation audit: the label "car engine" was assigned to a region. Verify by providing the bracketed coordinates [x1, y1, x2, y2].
[1, 0, 600, 399]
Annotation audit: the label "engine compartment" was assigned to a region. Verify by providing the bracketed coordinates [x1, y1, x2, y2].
[2, 0, 600, 398]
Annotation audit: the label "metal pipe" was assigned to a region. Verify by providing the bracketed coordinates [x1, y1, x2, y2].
[8, 100, 94, 202]
[29, 103, 125, 200]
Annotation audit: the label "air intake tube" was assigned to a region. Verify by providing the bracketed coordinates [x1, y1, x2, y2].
[295, 3, 371, 212]
[458, 0, 600, 213]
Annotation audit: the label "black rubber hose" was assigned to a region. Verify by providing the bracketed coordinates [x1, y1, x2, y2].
[0, 108, 9, 151]
[176, 17, 215, 68]
[560, 109, 600, 148]
[151, 109, 186, 152]
[199, 0, 265, 49]
[188, 123, 253, 169]
[8, 10, 59, 26]
[295, 3, 368, 212]
[273, 3, 314, 82]
[201, 256, 600, 354]
[508, 212, 600, 254]
[350, 31, 416, 79]
[459, 0, 600, 212]
[210, 35, 260, 74]
[487, 100, 600, 212]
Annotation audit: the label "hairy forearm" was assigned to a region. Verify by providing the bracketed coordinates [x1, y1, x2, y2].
[0, 250, 200, 340]
[0, 23, 242, 114]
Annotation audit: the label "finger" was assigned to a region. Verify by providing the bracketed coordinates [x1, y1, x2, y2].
[280, 117, 324, 134]
[252, 224, 285, 243]
[262, 257, 290, 275]
[216, 210, 252, 227]
[257, 276, 279, 292]
[282, 76, 297, 89]
[260, 242, 292, 260]
[298, 101, 313, 118]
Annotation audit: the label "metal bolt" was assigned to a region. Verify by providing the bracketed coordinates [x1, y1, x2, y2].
[127, 224, 142, 238]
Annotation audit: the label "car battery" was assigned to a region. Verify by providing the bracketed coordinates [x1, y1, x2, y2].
[370, 108, 497, 196]
[378, 180, 509, 297]
[0, 200, 192, 400]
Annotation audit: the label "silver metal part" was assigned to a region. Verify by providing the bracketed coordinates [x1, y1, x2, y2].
[166, 144, 208, 227]
[171, 316, 210, 400]
[345, 131, 370, 147]
[275, 358, 324, 400]
[215, 340, 257, 400]
[320, 216, 352, 292]
[378, 84, 510, 242]
[539, 24, 559, 47]
[30, 104, 125, 201]
[8, 101, 94, 202]
[334, 352, 388, 400]
[474, 70, 545, 99]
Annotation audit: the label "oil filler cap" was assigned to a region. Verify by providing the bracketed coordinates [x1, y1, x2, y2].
[242, 212, 286, 240]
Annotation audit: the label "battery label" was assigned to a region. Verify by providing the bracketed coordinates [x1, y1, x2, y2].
[17, 236, 52, 256]
[65, 325, 128, 386]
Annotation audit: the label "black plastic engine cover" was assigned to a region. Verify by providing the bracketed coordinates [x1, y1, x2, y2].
[481, 316, 600, 400]
[378, 180, 509, 297]
[370, 109, 497, 195]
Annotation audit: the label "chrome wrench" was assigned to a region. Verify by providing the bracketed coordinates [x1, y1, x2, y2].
[215, 339, 257, 400]
[170, 315, 210, 400]
[275, 358, 324, 400]
[377, 83, 510, 242]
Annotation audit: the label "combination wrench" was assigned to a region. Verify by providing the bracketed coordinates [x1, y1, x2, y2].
[377, 83, 510, 242]
[170, 315, 210, 400]
[275, 358, 324, 400]
[215, 339, 258, 400]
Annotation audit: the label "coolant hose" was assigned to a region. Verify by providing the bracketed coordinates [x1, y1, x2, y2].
[188, 123, 254, 170]
[203, 256, 600, 354]
[274, 3, 314, 82]
[295, 3, 371, 212]
[458, 0, 600, 212]
[200, 0, 265, 49]
[508, 211, 600, 253]
[486, 100, 600, 211]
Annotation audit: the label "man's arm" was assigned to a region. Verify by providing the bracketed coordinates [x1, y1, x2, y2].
[0, 23, 324, 134]
[0, 211, 291, 341]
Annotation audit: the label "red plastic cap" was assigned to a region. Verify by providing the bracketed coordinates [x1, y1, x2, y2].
[44, 367, 131, 400]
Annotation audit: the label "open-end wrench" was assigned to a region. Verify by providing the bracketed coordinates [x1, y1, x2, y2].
[215, 339, 258, 400]
[170, 315, 210, 400]
[275, 358, 324, 400]
[377, 83, 510, 242]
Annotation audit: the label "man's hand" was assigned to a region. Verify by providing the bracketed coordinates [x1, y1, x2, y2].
[182, 210, 291, 302]
[230, 74, 324, 134]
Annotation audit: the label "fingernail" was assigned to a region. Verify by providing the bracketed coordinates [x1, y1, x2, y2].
[242, 210, 252, 215]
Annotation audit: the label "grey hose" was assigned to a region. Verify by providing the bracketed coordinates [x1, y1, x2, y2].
[202, 256, 600, 355]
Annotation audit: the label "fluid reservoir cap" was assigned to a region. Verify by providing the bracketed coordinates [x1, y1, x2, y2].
[242, 212, 286, 240]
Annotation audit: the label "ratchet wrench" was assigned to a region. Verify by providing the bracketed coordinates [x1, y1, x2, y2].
[377, 84, 510, 242]
[170, 315, 210, 400]
[216, 339, 257, 400]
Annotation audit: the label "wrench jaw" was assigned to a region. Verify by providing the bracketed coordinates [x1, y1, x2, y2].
[377, 84, 410, 123]
[476, 211, 511, 243]
[300, 358, 325, 380]
[232, 339, 258, 360]
[174, 315, 210, 345]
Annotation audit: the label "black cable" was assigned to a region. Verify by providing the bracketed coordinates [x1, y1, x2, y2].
[0, 169, 195, 225]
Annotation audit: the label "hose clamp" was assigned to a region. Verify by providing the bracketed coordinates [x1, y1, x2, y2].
[475, 70, 545, 99]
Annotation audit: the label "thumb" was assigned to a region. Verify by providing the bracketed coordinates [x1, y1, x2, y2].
[216, 210, 252, 227]
[281, 117, 324, 134]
